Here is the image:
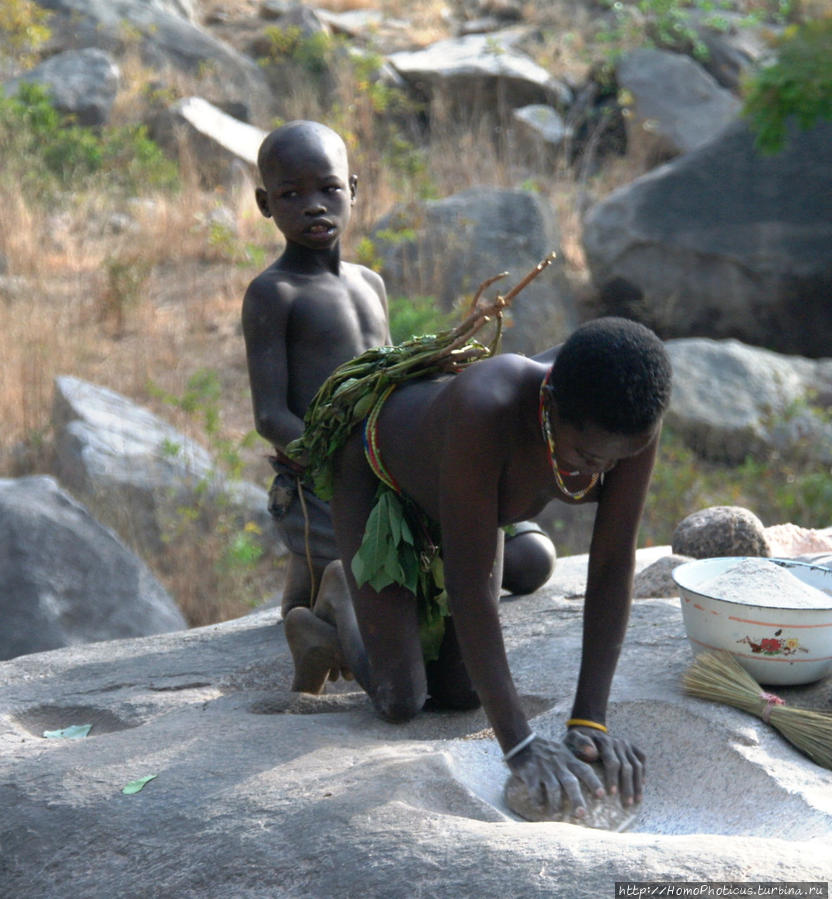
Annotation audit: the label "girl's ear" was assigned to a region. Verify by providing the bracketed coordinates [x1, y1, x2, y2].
[255, 187, 272, 219]
[349, 174, 358, 205]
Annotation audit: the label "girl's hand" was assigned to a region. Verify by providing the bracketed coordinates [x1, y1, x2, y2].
[505, 735, 605, 817]
[563, 727, 645, 806]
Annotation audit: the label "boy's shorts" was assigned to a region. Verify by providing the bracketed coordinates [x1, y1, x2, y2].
[267, 458, 339, 568]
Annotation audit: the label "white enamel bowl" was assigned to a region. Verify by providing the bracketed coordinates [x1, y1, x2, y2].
[672, 556, 832, 686]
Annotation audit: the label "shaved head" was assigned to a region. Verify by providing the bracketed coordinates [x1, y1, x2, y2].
[258, 121, 349, 186]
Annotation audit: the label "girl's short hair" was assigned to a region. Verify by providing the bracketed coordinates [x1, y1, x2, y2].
[549, 317, 672, 434]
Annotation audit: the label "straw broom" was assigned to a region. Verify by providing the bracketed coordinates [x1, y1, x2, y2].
[682, 650, 832, 770]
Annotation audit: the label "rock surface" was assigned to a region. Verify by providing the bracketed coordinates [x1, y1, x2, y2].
[0, 476, 185, 661]
[388, 30, 571, 116]
[371, 187, 577, 355]
[633, 554, 690, 598]
[2, 547, 830, 896]
[664, 338, 832, 465]
[512, 103, 571, 156]
[616, 47, 740, 159]
[2, 48, 120, 126]
[583, 119, 832, 358]
[691, 11, 775, 90]
[38, 0, 273, 122]
[51, 375, 274, 559]
[149, 96, 266, 187]
[765, 524, 832, 558]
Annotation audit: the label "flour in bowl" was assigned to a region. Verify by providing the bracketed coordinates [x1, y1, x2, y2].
[697, 557, 832, 609]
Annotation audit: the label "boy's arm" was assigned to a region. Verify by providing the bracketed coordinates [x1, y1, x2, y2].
[241, 276, 304, 451]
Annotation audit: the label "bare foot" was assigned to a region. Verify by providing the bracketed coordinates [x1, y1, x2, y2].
[284, 607, 342, 694]
[311, 563, 347, 627]
[311, 565, 355, 681]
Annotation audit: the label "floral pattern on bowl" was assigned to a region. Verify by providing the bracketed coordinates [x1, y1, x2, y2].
[736, 634, 809, 658]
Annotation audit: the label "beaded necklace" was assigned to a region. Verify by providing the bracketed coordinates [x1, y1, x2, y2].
[538, 368, 600, 501]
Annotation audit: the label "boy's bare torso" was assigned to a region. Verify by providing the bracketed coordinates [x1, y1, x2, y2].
[278, 263, 388, 415]
[244, 258, 388, 450]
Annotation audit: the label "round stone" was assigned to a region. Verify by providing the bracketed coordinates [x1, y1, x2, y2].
[672, 505, 770, 559]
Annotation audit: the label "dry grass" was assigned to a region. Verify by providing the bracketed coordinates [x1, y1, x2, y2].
[0, 181, 261, 454]
[0, 163, 285, 622]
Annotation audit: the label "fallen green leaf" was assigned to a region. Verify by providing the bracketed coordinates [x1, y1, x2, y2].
[43, 724, 92, 740]
[122, 774, 157, 795]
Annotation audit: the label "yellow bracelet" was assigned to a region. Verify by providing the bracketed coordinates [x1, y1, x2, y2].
[566, 718, 608, 733]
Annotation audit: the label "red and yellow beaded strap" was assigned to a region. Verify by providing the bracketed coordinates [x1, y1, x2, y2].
[363, 384, 402, 494]
[538, 368, 600, 501]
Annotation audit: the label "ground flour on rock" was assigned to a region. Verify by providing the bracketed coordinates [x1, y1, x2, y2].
[698, 558, 832, 608]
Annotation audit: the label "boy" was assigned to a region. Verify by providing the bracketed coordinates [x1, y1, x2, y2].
[289, 317, 672, 817]
[242, 121, 390, 637]
[243, 121, 556, 660]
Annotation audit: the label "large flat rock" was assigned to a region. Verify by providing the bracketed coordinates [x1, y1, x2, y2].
[1, 549, 830, 896]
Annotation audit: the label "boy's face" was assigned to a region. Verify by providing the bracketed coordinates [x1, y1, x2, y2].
[256, 134, 356, 251]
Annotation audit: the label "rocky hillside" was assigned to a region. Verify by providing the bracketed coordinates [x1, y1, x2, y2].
[7, 0, 831, 358]
[1, 0, 830, 625]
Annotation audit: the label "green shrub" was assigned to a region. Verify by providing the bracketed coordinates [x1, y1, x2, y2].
[0, 82, 179, 199]
[151, 369, 255, 479]
[259, 25, 338, 76]
[641, 425, 832, 546]
[201, 217, 267, 268]
[592, 1, 832, 155]
[742, 17, 832, 153]
[0, 0, 51, 71]
[595, 0, 796, 62]
[100, 252, 152, 336]
[388, 294, 453, 344]
[596, 0, 716, 60]
[149, 370, 274, 623]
